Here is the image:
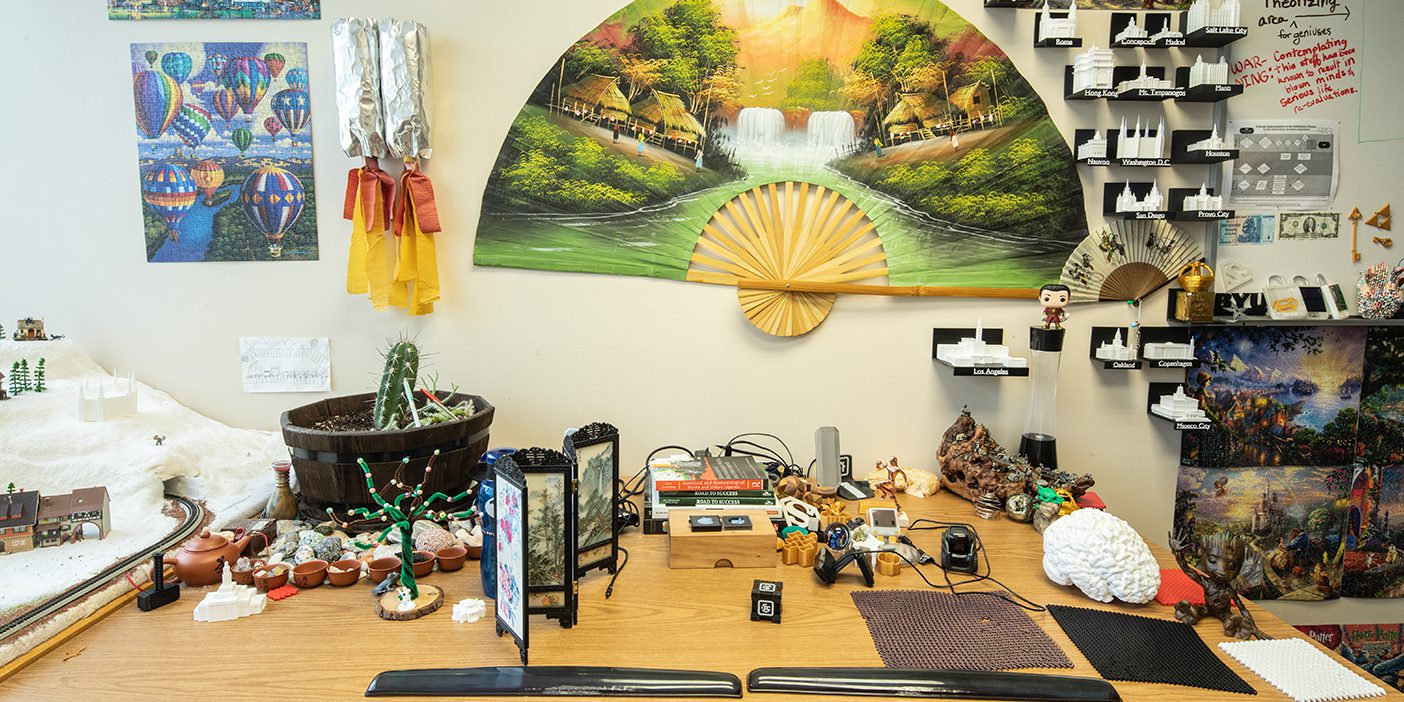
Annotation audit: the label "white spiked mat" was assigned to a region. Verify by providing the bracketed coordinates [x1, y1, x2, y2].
[1218, 638, 1386, 702]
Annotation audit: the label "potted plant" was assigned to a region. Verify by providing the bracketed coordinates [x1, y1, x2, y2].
[280, 339, 495, 516]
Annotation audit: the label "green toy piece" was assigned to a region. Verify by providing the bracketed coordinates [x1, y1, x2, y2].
[325, 450, 474, 599]
[8, 362, 23, 396]
[5, 482, 14, 494]
[16, 360, 30, 392]
[1036, 486, 1064, 504]
[373, 339, 420, 431]
[33, 358, 45, 393]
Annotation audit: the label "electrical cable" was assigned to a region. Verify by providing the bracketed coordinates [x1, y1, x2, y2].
[604, 547, 629, 599]
[725, 433, 795, 466]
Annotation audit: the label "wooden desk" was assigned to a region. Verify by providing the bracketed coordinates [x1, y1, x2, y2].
[5, 492, 1399, 701]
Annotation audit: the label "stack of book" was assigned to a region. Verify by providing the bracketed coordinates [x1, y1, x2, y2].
[648, 454, 779, 520]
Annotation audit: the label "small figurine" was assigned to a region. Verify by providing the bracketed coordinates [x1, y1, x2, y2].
[1039, 283, 1071, 330]
[395, 586, 416, 613]
[153, 435, 166, 446]
[1167, 530, 1268, 639]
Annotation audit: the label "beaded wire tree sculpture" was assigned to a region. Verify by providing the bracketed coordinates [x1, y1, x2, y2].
[326, 450, 475, 599]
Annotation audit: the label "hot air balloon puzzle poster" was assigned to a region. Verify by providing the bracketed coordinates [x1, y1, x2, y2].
[473, 0, 1086, 296]
[109, 0, 320, 21]
[130, 42, 317, 263]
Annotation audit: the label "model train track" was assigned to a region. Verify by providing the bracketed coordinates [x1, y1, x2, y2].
[0, 495, 204, 643]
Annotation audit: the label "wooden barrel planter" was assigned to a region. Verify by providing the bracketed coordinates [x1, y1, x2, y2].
[280, 392, 494, 518]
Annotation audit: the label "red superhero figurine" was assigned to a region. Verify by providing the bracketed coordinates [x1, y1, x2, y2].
[1039, 283, 1071, 330]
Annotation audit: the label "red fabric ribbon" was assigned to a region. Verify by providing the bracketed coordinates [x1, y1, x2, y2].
[342, 156, 394, 228]
[393, 161, 441, 235]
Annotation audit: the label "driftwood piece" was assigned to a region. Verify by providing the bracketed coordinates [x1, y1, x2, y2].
[376, 583, 445, 621]
[936, 410, 1034, 503]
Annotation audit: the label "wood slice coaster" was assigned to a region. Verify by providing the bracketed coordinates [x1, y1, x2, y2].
[375, 584, 444, 621]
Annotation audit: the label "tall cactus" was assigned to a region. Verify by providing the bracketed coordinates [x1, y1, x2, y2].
[373, 339, 420, 430]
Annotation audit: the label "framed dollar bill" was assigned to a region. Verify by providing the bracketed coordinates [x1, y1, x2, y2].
[565, 422, 620, 576]
[494, 456, 529, 664]
[497, 448, 577, 628]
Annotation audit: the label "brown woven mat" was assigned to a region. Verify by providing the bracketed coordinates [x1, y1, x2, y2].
[850, 590, 1071, 671]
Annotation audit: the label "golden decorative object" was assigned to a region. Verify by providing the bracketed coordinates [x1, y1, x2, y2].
[1177, 261, 1215, 292]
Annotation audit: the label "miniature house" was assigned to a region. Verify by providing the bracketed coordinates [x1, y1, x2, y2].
[1072, 46, 1115, 93]
[1117, 116, 1165, 160]
[1151, 386, 1209, 421]
[194, 564, 268, 622]
[1188, 55, 1230, 87]
[14, 318, 47, 342]
[1181, 184, 1223, 211]
[1038, 0, 1077, 43]
[1115, 181, 1165, 213]
[1187, 125, 1231, 152]
[0, 491, 40, 554]
[34, 487, 110, 547]
[1114, 16, 1147, 44]
[77, 371, 138, 422]
[1096, 330, 1136, 362]
[1150, 16, 1182, 43]
[1187, 0, 1241, 32]
[1143, 340, 1196, 360]
[1117, 63, 1173, 94]
[1078, 133, 1108, 161]
[936, 321, 1029, 368]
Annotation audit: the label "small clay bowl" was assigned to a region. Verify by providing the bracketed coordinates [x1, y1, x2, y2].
[411, 550, 437, 577]
[436, 545, 468, 572]
[368, 557, 401, 584]
[252, 564, 289, 593]
[327, 559, 363, 587]
[231, 559, 265, 586]
[464, 545, 483, 560]
[292, 559, 328, 589]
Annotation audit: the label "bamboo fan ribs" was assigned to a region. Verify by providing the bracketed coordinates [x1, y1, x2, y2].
[1060, 220, 1204, 303]
[686, 181, 888, 337]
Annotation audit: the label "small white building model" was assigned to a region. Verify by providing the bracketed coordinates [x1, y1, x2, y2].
[1115, 16, 1148, 44]
[1072, 46, 1115, 93]
[76, 370, 137, 422]
[1078, 132, 1108, 160]
[936, 320, 1029, 368]
[1188, 55, 1230, 87]
[1115, 180, 1165, 213]
[1151, 386, 1209, 421]
[1187, 125, 1231, 152]
[193, 564, 268, 622]
[1117, 116, 1165, 159]
[1150, 16, 1183, 43]
[1181, 184, 1224, 211]
[1187, 0, 1241, 32]
[1118, 63, 1174, 94]
[1143, 340, 1196, 360]
[1039, 0, 1079, 43]
[1096, 330, 1137, 361]
[452, 598, 488, 623]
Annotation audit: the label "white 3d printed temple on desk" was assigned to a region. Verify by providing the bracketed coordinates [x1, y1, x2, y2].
[936, 321, 1029, 368]
[1151, 386, 1209, 421]
[193, 564, 267, 622]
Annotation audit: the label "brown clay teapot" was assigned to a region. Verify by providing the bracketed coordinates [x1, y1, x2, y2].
[174, 529, 258, 587]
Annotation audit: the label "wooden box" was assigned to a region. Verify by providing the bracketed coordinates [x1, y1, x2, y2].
[667, 509, 777, 569]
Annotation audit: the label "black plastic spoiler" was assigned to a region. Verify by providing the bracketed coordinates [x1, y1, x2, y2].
[365, 666, 743, 697]
[747, 667, 1122, 700]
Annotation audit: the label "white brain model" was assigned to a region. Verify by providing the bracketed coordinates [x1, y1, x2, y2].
[1042, 508, 1160, 604]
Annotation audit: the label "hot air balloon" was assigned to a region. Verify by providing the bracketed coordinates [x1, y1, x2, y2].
[270, 89, 311, 136]
[231, 128, 253, 155]
[285, 67, 309, 92]
[142, 163, 198, 241]
[222, 57, 271, 115]
[144, 50, 159, 67]
[171, 104, 213, 149]
[263, 52, 286, 79]
[205, 51, 227, 80]
[161, 52, 193, 84]
[263, 115, 283, 141]
[133, 70, 183, 139]
[240, 164, 306, 258]
[190, 159, 224, 205]
[210, 88, 239, 127]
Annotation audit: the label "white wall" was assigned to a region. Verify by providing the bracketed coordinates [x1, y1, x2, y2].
[1, 0, 1397, 624]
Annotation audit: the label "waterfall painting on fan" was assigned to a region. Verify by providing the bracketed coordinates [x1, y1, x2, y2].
[474, 0, 1085, 294]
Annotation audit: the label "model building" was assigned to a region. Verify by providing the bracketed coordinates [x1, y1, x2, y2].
[1115, 181, 1165, 213]
[1117, 116, 1165, 160]
[1143, 340, 1195, 360]
[1187, 126, 1231, 152]
[1096, 330, 1136, 362]
[1078, 133, 1108, 160]
[193, 564, 268, 622]
[935, 321, 1028, 368]
[13, 318, 47, 342]
[1181, 184, 1223, 212]
[1072, 46, 1115, 93]
[1149, 17, 1182, 43]
[1117, 63, 1173, 94]
[1188, 55, 1230, 87]
[1150, 386, 1208, 422]
[0, 491, 40, 554]
[1038, 0, 1078, 43]
[77, 371, 138, 422]
[0, 486, 109, 553]
[1187, 0, 1241, 32]
[1114, 16, 1147, 44]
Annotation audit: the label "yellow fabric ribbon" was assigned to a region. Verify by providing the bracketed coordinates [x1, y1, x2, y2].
[396, 192, 440, 316]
